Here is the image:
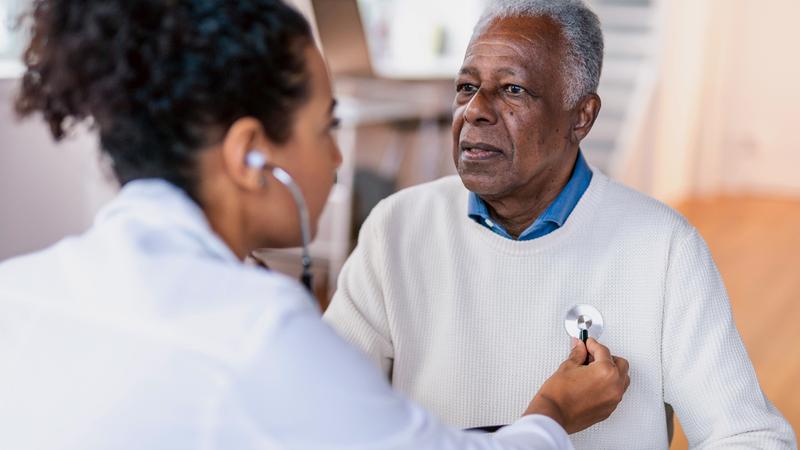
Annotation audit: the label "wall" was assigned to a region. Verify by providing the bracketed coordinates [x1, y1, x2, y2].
[620, 0, 800, 202]
[0, 78, 117, 261]
[710, 0, 800, 196]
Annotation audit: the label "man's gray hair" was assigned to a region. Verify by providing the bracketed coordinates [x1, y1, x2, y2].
[475, 0, 604, 108]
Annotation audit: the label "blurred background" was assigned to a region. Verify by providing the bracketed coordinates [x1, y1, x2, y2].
[0, 0, 798, 447]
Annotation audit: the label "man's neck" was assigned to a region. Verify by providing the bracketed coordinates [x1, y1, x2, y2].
[481, 152, 578, 239]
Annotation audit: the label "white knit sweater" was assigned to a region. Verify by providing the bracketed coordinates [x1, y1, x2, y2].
[324, 171, 796, 449]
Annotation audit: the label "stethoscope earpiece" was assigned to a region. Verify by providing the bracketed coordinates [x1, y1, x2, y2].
[245, 151, 268, 170]
[245, 150, 315, 295]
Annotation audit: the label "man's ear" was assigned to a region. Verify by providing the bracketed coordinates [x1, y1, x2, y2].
[570, 94, 601, 144]
[221, 117, 274, 190]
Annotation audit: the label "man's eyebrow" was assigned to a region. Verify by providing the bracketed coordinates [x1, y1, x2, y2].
[496, 67, 522, 77]
[329, 98, 337, 114]
[458, 67, 523, 77]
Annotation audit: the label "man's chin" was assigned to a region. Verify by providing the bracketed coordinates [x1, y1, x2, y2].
[458, 170, 507, 197]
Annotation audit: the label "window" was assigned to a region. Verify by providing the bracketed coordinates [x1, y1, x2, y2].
[0, 0, 29, 77]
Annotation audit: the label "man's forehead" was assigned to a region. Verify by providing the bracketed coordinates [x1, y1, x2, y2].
[481, 14, 563, 38]
[468, 15, 564, 57]
[461, 15, 564, 75]
[466, 38, 533, 59]
[463, 37, 562, 77]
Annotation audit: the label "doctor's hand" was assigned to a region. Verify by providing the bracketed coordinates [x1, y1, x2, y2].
[523, 338, 630, 434]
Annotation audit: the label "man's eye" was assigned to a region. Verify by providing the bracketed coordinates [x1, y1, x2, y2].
[330, 117, 341, 130]
[504, 84, 525, 95]
[457, 83, 478, 94]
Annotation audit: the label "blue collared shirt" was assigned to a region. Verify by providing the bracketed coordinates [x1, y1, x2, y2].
[468, 151, 593, 241]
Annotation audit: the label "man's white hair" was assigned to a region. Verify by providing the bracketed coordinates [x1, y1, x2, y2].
[475, 0, 604, 108]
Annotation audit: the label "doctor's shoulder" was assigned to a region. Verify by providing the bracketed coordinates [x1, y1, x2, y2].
[177, 259, 320, 324]
[0, 237, 77, 302]
[145, 260, 323, 363]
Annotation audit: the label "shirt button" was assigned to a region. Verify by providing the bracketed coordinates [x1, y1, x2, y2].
[485, 219, 494, 227]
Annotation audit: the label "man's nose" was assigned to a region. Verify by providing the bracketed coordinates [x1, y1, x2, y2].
[463, 90, 498, 126]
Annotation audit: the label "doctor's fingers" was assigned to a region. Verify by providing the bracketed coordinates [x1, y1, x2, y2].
[612, 355, 629, 375]
[566, 338, 589, 365]
[612, 356, 631, 391]
[585, 338, 613, 363]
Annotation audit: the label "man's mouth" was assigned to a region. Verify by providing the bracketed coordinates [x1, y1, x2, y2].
[460, 141, 505, 161]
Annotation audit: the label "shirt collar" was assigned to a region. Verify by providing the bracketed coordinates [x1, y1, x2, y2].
[96, 179, 241, 264]
[538, 151, 592, 228]
[467, 151, 593, 239]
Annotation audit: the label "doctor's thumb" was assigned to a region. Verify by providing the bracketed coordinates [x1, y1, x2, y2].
[567, 337, 588, 365]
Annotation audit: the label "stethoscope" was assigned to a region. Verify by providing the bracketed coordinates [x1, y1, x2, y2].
[245, 151, 314, 292]
[468, 304, 606, 434]
[243, 150, 608, 334]
[564, 304, 604, 359]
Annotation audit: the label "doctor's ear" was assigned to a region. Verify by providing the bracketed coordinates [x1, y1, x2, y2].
[221, 117, 274, 190]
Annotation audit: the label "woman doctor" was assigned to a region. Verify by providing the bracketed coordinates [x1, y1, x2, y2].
[0, 0, 629, 449]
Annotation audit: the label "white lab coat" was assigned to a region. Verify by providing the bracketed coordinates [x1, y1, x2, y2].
[0, 179, 573, 450]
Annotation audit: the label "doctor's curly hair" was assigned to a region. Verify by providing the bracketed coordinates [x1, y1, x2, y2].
[14, 0, 313, 197]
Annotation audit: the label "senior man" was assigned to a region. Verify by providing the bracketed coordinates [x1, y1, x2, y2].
[325, 0, 796, 448]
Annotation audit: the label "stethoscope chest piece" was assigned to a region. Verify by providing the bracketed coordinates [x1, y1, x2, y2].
[564, 304, 604, 341]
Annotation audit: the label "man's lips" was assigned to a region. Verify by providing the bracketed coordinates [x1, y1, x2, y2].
[460, 141, 505, 161]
